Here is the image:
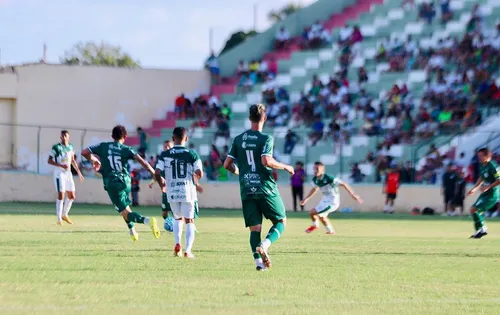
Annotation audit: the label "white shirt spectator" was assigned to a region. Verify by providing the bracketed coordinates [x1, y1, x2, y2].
[328, 93, 341, 105]
[455, 155, 468, 168]
[258, 60, 268, 72]
[432, 82, 448, 94]
[338, 86, 349, 97]
[267, 103, 281, 117]
[206, 56, 219, 68]
[340, 103, 350, 116]
[320, 29, 331, 42]
[236, 62, 249, 73]
[428, 55, 445, 69]
[311, 22, 323, 33]
[208, 95, 219, 107]
[339, 26, 353, 41]
[405, 39, 418, 55]
[276, 28, 290, 41]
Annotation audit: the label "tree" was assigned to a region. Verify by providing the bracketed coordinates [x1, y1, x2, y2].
[267, 3, 303, 23]
[60, 41, 140, 68]
[220, 30, 258, 55]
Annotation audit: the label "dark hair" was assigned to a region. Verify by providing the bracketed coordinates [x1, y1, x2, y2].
[314, 161, 324, 167]
[249, 104, 266, 123]
[478, 147, 490, 156]
[112, 125, 127, 141]
[172, 127, 187, 141]
[164, 140, 172, 144]
[61, 130, 69, 136]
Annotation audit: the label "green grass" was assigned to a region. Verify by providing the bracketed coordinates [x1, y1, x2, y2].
[1, 202, 500, 314]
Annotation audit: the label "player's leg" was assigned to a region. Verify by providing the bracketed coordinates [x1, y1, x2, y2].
[242, 199, 265, 270]
[299, 186, 304, 212]
[62, 175, 76, 224]
[305, 209, 319, 233]
[389, 194, 396, 213]
[54, 174, 66, 225]
[182, 202, 197, 258]
[383, 196, 390, 213]
[291, 187, 298, 212]
[257, 196, 287, 269]
[317, 199, 338, 234]
[171, 202, 184, 257]
[469, 196, 494, 238]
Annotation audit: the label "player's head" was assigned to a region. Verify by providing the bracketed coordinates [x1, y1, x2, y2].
[477, 147, 491, 164]
[249, 104, 267, 124]
[60, 130, 70, 144]
[112, 125, 128, 142]
[295, 161, 304, 169]
[172, 127, 188, 145]
[313, 161, 325, 177]
[163, 140, 173, 151]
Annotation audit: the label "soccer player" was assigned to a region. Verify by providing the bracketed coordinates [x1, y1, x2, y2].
[148, 140, 174, 219]
[47, 130, 84, 225]
[301, 161, 363, 234]
[81, 125, 163, 241]
[466, 148, 500, 239]
[223, 104, 295, 271]
[383, 162, 400, 214]
[155, 127, 203, 258]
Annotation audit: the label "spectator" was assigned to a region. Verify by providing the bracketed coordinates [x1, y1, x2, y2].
[236, 60, 249, 77]
[309, 115, 324, 146]
[451, 167, 467, 216]
[350, 25, 363, 44]
[221, 103, 232, 120]
[257, 59, 269, 81]
[209, 145, 222, 179]
[268, 57, 278, 77]
[291, 161, 306, 212]
[205, 51, 220, 84]
[440, 0, 453, 24]
[275, 26, 290, 50]
[130, 168, 141, 206]
[441, 163, 457, 215]
[338, 24, 353, 46]
[137, 127, 148, 155]
[284, 129, 300, 154]
[350, 163, 365, 183]
[174, 93, 186, 119]
[399, 161, 415, 183]
[213, 115, 230, 143]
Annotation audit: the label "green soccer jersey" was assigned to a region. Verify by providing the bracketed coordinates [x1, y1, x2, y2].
[87, 141, 137, 186]
[156, 145, 202, 203]
[228, 130, 279, 200]
[49, 142, 75, 174]
[479, 160, 500, 198]
[312, 174, 342, 199]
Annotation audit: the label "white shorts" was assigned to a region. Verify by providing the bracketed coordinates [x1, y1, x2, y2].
[169, 201, 196, 220]
[54, 172, 75, 193]
[314, 198, 339, 217]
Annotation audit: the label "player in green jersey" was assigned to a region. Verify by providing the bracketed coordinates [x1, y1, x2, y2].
[301, 162, 363, 235]
[81, 125, 164, 241]
[224, 104, 294, 271]
[467, 148, 500, 239]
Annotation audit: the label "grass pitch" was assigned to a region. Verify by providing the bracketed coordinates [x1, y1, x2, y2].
[0, 202, 499, 315]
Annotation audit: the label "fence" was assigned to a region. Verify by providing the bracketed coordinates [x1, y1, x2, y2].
[3, 122, 500, 184]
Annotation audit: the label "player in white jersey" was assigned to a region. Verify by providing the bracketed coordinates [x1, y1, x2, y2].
[301, 161, 363, 234]
[155, 127, 203, 258]
[47, 130, 84, 225]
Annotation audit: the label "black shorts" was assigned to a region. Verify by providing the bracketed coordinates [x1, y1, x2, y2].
[444, 193, 454, 204]
[452, 197, 464, 208]
[386, 193, 397, 200]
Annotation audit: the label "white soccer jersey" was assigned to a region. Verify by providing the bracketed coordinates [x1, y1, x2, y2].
[49, 142, 75, 175]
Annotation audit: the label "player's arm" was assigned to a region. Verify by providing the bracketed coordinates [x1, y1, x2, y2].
[192, 155, 204, 193]
[148, 178, 156, 189]
[223, 156, 239, 175]
[71, 154, 84, 181]
[261, 136, 294, 175]
[480, 169, 500, 193]
[300, 186, 319, 206]
[467, 177, 484, 196]
[47, 147, 68, 169]
[81, 148, 101, 171]
[340, 181, 364, 204]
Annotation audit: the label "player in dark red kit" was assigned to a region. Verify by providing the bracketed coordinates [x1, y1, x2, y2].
[383, 162, 400, 214]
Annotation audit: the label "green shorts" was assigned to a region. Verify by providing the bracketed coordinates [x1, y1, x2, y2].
[105, 178, 131, 213]
[472, 194, 498, 213]
[162, 193, 199, 219]
[242, 195, 286, 227]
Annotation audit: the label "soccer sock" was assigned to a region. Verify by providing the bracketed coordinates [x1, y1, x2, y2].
[250, 231, 262, 259]
[472, 212, 484, 231]
[126, 212, 146, 224]
[262, 222, 285, 250]
[325, 224, 334, 233]
[56, 199, 64, 221]
[312, 220, 319, 227]
[173, 219, 183, 245]
[185, 223, 195, 253]
[63, 198, 73, 216]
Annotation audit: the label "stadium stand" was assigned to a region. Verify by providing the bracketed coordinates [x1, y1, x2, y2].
[126, 0, 500, 184]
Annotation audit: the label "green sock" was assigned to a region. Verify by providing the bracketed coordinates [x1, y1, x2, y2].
[250, 231, 261, 259]
[126, 221, 134, 229]
[472, 212, 484, 230]
[127, 212, 145, 224]
[265, 222, 285, 244]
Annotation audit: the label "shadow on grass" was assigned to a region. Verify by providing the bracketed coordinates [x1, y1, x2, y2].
[0, 202, 490, 222]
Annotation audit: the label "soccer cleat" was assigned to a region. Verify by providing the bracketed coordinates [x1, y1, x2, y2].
[256, 266, 267, 272]
[184, 252, 195, 259]
[256, 245, 272, 269]
[130, 229, 139, 242]
[325, 231, 336, 235]
[305, 226, 317, 233]
[470, 228, 488, 239]
[149, 217, 161, 239]
[56, 221, 63, 226]
[61, 216, 73, 224]
[174, 243, 182, 257]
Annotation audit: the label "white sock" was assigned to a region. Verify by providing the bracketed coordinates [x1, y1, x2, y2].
[173, 219, 183, 245]
[261, 239, 271, 251]
[185, 223, 196, 253]
[255, 258, 264, 268]
[129, 227, 136, 235]
[63, 198, 73, 217]
[312, 220, 319, 227]
[143, 217, 150, 225]
[325, 225, 334, 233]
[56, 199, 64, 221]
[383, 204, 388, 211]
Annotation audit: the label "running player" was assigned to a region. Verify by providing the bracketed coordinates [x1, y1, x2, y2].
[467, 148, 500, 239]
[155, 127, 203, 258]
[81, 125, 162, 241]
[223, 104, 294, 271]
[383, 162, 400, 214]
[301, 162, 363, 234]
[47, 130, 84, 225]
